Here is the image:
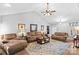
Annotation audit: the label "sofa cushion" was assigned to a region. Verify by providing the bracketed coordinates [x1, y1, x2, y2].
[36, 32, 41, 35]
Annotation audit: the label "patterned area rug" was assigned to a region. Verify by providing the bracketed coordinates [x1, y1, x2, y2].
[26, 40, 70, 55]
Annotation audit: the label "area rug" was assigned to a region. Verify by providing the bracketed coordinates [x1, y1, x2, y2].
[26, 40, 70, 55]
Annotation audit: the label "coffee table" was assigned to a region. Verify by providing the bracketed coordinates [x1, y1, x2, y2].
[37, 38, 49, 44]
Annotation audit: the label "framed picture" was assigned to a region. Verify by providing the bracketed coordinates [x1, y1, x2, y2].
[41, 25, 44, 31]
[18, 23, 25, 30]
[30, 24, 37, 32]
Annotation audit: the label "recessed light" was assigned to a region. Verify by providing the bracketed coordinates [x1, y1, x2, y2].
[4, 3, 11, 7]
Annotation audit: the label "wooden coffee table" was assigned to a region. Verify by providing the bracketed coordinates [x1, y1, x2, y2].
[37, 38, 49, 44]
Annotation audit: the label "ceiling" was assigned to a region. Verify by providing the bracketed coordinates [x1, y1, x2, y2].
[0, 3, 36, 15]
[0, 3, 79, 24]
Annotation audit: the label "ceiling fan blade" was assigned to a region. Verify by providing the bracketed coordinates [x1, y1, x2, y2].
[51, 10, 56, 12]
[41, 12, 45, 13]
[49, 13, 52, 15]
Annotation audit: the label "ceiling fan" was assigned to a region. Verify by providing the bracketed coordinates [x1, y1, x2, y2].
[41, 3, 56, 16]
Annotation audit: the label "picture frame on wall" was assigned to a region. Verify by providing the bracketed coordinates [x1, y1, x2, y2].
[18, 23, 25, 30]
[30, 24, 37, 32]
[41, 25, 44, 31]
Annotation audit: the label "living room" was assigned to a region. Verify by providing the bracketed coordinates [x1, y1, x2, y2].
[0, 2, 79, 55]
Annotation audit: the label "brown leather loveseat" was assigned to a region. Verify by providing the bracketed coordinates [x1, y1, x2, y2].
[26, 32, 43, 43]
[51, 32, 68, 41]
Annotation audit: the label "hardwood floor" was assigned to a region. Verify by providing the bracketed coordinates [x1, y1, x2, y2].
[15, 40, 79, 55]
[64, 40, 79, 55]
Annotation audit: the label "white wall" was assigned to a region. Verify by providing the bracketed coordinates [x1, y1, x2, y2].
[0, 11, 49, 34]
[50, 22, 71, 36]
[57, 23, 71, 35]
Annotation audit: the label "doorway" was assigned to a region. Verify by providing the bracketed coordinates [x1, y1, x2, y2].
[47, 26, 50, 34]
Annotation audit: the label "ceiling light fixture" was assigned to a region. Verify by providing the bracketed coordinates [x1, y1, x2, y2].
[4, 3, 11, 7]
[41, 3, 56, 16]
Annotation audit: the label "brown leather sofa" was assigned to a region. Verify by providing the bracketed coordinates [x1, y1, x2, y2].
[26, 32, 50, 43]
[51, 32, 68, 41]
[0, 33, 27, 55]
[4, 33, 17, 40]
[0, 33, 17, 40]
[0, 33, 26, 40]
[26, 32, 43, 43]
